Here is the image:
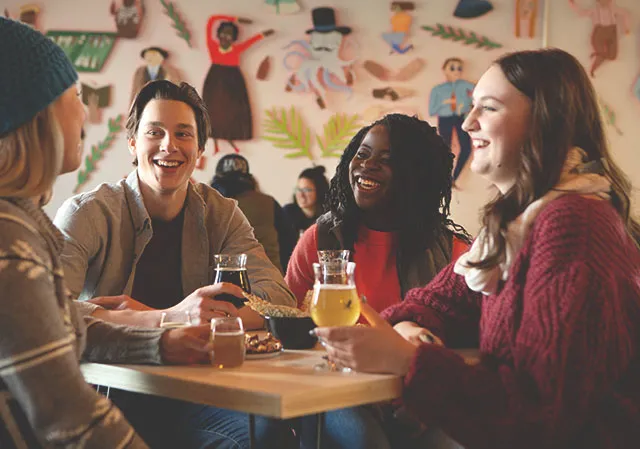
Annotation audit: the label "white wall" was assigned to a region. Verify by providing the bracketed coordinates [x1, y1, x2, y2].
[4, 0, 639, 235]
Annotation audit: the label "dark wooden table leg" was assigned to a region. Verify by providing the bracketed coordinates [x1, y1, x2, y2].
[316, 412, 324, 449]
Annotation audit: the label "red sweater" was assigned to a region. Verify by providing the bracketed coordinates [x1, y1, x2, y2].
[382, 195, 640, 449]
[206, 15, 264, 66]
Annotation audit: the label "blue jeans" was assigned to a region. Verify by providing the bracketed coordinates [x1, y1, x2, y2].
[298, 405, 464, 449]
[437, 115, 472, 181]
[109, 390, 296, 449]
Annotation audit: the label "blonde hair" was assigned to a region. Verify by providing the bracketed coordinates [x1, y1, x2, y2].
[0, 105, 64, 203]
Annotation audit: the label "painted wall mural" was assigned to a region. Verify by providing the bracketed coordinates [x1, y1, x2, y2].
[81, 83, 113, 124]
[363, 58, 425, 82]
[4, 3, 40, 29]
[568, 0, 631, 77]
[130, 46, 181, 105]
[453, 0, 493, 19]
[515, 0, 539, 38]
[283, 7, 357, 110]
[421, 23, 503, 50]
[202, 15, 273, 153]
[382, 2, 415, 55]
[264, 0, 300, 15]
[74, 115, 124, 193]
[46, 31, 117, 72]
[110, 0, 144, 38]
[159, 0, 192, 48]
[262, 107, 360, 159]
[429, 58, 474, 181]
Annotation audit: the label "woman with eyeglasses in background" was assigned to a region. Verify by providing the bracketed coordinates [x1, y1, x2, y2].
[283, 166, 330, 238]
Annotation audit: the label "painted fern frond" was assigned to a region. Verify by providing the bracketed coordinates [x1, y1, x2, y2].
[74, 115, 124, 193]
[263, 107, 312, 159]
[317, 113, 361, 158]
[421, 24, 502, 50]
[159, 0, 192, 48]
[599, 97, 623, 136]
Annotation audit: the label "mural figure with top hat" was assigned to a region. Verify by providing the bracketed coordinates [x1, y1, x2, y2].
[283, 7, 356, 109]
[202, 15, 274, 154]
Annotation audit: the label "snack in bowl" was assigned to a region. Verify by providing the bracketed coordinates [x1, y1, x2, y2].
[242, 291, 309, 318]
[245, 333, 282, 356]
[242, 292, 317, 349]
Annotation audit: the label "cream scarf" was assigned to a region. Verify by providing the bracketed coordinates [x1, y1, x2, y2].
[453, 147, 611, 295]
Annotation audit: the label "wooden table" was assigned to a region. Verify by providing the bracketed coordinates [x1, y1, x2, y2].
[82, 348, 479, 447]
[82, 349, 402, 419]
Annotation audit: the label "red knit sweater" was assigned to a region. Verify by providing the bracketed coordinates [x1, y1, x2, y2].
[382, 195, 640, 449]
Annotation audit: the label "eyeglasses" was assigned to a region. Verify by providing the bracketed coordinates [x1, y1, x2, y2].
[295, 188, 315, 194]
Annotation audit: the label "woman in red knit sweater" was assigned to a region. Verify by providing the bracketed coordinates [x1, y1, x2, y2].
[315, 48, 640, 449]
[285, 114, 471, 316]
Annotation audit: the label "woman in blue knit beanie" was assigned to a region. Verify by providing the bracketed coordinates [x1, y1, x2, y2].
[0, 18, 213, 449]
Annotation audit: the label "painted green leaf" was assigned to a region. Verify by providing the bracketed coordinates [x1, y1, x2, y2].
[317, 113, 361, 158]
[262, 107, 312, 159]
[73, 114, 123, 193]
[421, 23, 502, 50]
[160, 0, 192, 48]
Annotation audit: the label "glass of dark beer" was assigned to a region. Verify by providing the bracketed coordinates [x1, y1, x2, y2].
[213, 253, 251, 309]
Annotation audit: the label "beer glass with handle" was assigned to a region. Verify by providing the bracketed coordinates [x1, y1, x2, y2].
[310, 260, 361, 371]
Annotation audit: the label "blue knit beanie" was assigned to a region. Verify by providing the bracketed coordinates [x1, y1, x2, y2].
[0, 17, 78, 135]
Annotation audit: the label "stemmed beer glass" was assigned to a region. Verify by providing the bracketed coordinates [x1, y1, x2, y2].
[310, 252, 361, 371]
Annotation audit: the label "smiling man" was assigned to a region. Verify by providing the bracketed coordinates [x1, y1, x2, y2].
[53, 80, 296, 449]
[54, 80, 295, 327]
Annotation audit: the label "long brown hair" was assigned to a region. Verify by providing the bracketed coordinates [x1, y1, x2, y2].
[473, 48, 640, 270]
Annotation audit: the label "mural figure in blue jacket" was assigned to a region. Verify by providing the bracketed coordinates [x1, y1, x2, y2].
[429, 58, 474, 181]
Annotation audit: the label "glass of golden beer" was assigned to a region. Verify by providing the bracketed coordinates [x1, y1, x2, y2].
[210, 316, 245, 368]
[310, 260, 361, 371]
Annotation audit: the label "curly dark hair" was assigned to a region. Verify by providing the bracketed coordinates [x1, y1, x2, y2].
[325, 113, 470, 265]
[218, 21, 239, 41]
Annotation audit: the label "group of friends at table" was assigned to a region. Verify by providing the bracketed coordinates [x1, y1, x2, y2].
[1, 17, 640, 449]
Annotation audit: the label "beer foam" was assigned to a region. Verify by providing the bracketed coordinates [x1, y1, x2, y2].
[314, 284, 355, 290]
[214, 331, 245, 337]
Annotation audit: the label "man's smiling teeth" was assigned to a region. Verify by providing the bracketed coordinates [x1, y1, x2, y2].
[473, 139, 489, 149]
[356, 176, 381, 190]
[154, 160, 181, 168]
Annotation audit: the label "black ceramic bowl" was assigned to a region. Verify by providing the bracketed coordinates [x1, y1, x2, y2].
[264, 316, 317, 349]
